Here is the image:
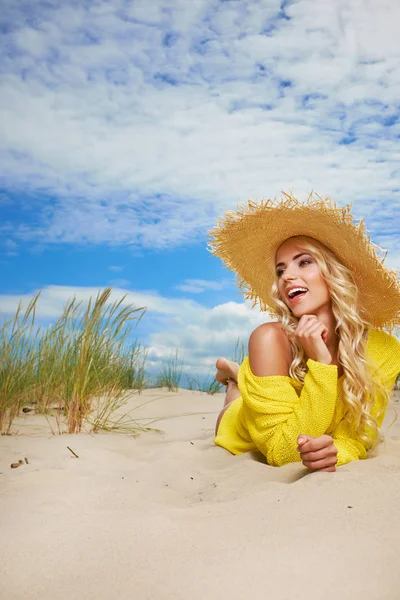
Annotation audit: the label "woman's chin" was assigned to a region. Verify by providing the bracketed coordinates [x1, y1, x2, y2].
[291, 308, 308, 318]
[289, 299, 330, 318]
[289, 301, 314, 317]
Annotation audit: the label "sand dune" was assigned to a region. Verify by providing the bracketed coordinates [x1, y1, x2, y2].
[1, 389, 400, 600]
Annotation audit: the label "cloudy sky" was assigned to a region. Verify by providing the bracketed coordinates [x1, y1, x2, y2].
[1, 0, 399, 377]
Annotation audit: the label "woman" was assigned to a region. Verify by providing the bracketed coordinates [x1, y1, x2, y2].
[209, 193, 400, 472]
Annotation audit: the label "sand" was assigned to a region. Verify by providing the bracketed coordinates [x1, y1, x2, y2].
[1, 389, 400, 600]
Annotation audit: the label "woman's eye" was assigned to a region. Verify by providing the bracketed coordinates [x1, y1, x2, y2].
[276, 269, 284, 277]
[299, 259, 311, 267]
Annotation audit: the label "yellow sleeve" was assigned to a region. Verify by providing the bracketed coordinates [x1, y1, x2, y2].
[333, 330, 400, 466]
[239, 356, 339, 466]
[369, 331, 400, 390]
[333, 423, 367, 466]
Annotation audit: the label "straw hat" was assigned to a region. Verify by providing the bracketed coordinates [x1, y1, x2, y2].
[209, 192, 400, 332]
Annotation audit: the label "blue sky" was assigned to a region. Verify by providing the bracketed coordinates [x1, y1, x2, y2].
[1, 0, 399, 375]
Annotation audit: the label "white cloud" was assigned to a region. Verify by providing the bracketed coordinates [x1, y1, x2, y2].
[0, 0, 399, 252]
[4, 239, 17, 249]
[174, 278, 226, 293]
[2, 239, 18, 256]
[109, 265, 123, 272]
[109, 278, 131, 288]
[147, 299, 269, 367]
[0, 285, 197, 319]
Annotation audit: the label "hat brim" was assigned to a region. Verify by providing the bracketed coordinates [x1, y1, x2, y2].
[209, 193, 400, 331]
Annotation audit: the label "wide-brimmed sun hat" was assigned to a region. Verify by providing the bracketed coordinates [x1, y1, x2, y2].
[208, 192, 400, 332]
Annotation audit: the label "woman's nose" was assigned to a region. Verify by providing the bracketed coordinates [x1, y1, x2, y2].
[282, 268, 296, 281]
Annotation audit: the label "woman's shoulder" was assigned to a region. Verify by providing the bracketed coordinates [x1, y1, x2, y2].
[249, 321, 290, 345]
[367, 329, 400, 377]
[367, 329, 400, 353]
[248, 321, 292, 377]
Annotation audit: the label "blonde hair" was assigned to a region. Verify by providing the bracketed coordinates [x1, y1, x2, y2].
[271, 235, 390, 449]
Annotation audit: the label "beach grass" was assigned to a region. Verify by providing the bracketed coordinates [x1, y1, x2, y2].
[0, 288, 146, 434]
[0, 294, 41, 433]
[0, 290, 248, 434]
[232, 338, 246, 365]
[185, 337, 247, 395]
[186, 373, 222, 395]
[155, 350, 184, 392]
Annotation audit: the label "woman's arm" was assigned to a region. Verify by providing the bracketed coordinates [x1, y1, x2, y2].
[331, 331, 400, 466]
[305, 331, 400, 468]
[241, 323, 339, 466]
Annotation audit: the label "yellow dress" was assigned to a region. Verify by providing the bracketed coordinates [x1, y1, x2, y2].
[215, 330, 400, 466]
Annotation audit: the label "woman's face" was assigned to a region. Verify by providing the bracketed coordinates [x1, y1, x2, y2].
[275, 239, 331, 318]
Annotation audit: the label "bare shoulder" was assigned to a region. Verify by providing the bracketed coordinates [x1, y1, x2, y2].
[249, 321, 290, 345]
[248, 322, 292, 377]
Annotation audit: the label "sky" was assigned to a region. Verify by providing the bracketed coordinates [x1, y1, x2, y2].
[1, 0, 399, 378]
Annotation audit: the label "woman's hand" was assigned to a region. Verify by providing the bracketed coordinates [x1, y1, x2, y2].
[295, 314, 332, 365]
[297, 434, 338, 472]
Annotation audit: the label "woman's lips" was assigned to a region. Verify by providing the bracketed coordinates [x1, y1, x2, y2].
[288, 291, 308, 304]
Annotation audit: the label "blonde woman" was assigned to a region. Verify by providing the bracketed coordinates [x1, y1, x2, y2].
[209, 194, 400, 472]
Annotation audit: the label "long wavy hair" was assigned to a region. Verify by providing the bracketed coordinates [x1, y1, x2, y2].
[270, 235, 390, 448]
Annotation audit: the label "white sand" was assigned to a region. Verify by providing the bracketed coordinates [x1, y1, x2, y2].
[1, 389, 400, 600]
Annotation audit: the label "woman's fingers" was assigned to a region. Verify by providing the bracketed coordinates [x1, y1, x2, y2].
[295, 315, 319, 336]
[302, 456, 337, 470]
[300, 446, 337, 462]
[294, 316, 331, 364]
[297, 314, 318, 327]
[297, 322, 327, 339]
[297, 434, 334, 453]
[297, 434, 338, 472]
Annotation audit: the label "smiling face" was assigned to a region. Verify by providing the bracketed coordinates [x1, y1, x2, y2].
[275, 238, 332, 318]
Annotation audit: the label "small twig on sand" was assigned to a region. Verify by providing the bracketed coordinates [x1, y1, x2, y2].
[67, 446, 79, 459]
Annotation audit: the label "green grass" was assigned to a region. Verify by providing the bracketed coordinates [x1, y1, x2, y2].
[0, 290, 246, 434]
[0, 288, 146, 434]
[232, 338, 246, 365]
[185, 337, 246, 395]
[0, 294, 41, 432]
[118, 343, 148, 392]
[154, 350, 184, 392]
[186, 373, 222, 395]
